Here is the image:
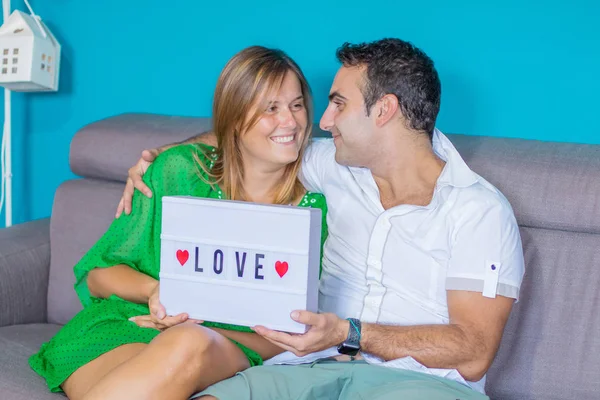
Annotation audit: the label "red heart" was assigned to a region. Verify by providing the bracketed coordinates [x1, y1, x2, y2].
[176, 250, 189, 266]
[275, 261, 288, 278]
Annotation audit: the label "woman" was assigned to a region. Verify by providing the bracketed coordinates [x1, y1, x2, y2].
[29, 46, 328, 400]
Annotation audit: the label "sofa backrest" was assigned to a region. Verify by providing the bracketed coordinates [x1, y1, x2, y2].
[48, 113, 600, 400]
[450, 134, 600, 400]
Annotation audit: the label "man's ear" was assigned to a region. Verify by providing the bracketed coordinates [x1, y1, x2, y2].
[374, 94, 399, 128]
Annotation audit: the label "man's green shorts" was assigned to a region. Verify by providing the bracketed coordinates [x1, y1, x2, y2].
[191, 360, 489, 400]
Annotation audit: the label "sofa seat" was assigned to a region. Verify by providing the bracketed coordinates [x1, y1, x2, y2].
[0, 324, 65, 399]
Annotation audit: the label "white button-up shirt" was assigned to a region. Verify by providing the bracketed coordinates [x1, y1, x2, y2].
[265, 129, 525, 394]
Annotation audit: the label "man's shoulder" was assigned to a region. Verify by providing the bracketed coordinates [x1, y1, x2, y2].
[452, 175, 517, 222]
[299, 139, 342, 192]
[304, 138, 336, 160]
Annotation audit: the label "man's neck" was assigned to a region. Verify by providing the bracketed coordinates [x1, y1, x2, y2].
[370, 135, 445, 210]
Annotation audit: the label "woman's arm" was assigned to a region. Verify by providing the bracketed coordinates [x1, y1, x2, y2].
[87, 264, 157, 304]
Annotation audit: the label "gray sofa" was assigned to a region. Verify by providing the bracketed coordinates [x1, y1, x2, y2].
[1, 113, 599, 400]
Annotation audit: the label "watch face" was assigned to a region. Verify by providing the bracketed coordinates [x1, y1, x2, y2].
[337, 342, 360, 356]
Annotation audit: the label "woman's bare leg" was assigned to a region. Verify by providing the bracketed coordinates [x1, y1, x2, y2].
[208, 327, 284, 360]
[61, 343, 147, 400]
[82, 322, 250, 400]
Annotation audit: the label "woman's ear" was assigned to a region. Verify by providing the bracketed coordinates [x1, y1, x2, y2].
[375, 94, 399, 128]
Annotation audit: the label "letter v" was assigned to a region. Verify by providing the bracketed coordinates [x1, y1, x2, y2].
[236, 251, 247, 277]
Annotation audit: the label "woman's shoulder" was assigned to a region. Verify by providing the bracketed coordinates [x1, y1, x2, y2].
[156, 143, 216, 164]
[151, 143, 216, 174]
[143, 144, 218, 195]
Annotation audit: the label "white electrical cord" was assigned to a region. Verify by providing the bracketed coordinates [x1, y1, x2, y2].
[0, 88, 10, 227]
[1, 0, 10, 226]
[0, 113, 6, 215]
[22, 0, 34, 14]
[23, 0, 45, 38]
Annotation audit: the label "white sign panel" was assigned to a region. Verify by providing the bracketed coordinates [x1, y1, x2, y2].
[159, 196, 322, 333]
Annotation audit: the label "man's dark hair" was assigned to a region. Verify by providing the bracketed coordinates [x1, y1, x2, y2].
[336, 38, 441, 138]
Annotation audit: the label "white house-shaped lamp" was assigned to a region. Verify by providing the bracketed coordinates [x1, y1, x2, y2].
[0, 9, 60, 92]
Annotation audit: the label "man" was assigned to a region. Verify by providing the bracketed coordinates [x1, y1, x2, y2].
[117, 38, 524, 399]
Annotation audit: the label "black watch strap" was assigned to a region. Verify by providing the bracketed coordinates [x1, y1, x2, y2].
[337, 318, 361, 356]
[347, 318, 361, 345]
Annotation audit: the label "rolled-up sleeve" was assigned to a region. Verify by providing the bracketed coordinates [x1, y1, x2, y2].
[446, 198, 525, 301]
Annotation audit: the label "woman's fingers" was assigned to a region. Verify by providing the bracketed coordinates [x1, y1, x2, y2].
[129, 315, 159, 330]
[151, 313, 189, 330]
[133, 310, 197, 332]
[149, 302, 166, 320]
[148, 284, 166, 320]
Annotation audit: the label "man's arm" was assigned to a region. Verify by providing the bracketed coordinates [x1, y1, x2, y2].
[115, 131, 217, 217]
[255, 193, 522, 382]
[254, 290, 513, 383]
[358, 197, 523, 381]
[360, 291, 513, 382]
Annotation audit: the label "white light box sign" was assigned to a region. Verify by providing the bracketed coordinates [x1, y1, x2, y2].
[159, 196, 323, 333]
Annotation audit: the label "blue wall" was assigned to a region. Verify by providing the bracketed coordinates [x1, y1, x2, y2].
[1, 0, 599, 227]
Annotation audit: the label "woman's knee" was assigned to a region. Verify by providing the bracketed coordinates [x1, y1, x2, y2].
[155, 323, 220, 365]
[152, 323, 249, 382]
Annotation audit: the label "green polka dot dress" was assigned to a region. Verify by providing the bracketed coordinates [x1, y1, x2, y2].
[29, 143, 328, 393]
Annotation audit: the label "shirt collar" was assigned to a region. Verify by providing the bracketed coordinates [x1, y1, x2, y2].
[432, 128, 479, 188]
[347, 128, 480, 207]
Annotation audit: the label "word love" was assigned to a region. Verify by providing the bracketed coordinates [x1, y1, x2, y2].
[176, 247, 289, 279]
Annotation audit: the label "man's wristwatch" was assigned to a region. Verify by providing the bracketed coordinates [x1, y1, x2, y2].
[337, 318, 361, 356]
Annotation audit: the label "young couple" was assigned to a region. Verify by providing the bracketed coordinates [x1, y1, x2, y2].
[31, 38, 524, 400]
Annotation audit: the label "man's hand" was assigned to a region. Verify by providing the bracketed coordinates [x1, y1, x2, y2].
[115, 131, 217, 218]
[129, 282, 203, 331]
[253, 311, 348, 357]
[116, 149, 159, 218]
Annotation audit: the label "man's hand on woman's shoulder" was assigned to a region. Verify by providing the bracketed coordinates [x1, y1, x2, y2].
[116, 148, 160, 218]
[115, 129, 217, 218]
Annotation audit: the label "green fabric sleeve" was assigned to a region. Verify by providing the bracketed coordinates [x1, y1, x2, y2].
[73, 144, 216, 307]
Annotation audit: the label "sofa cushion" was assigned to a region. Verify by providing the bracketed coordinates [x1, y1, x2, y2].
[0, 323, 65, 400]
[450, 134, 600, 235]
[485, 227, 600, 399]
[0, 218, 51, 327]
[48, 179, 125, 324]
[70, 113, 213, 182]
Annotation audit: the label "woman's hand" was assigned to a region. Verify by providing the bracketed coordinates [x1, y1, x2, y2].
[129, 283, 203, 331]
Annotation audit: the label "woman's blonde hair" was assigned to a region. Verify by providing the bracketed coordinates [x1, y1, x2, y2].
[196, 46, 313, 205]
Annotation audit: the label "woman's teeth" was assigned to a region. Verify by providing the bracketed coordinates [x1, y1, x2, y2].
[271, 135, 295, 144]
